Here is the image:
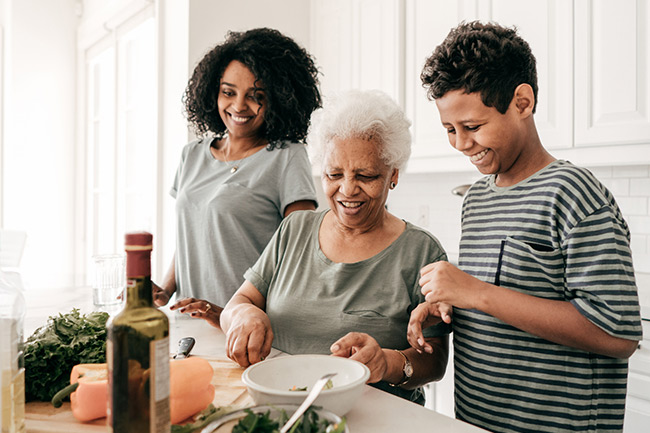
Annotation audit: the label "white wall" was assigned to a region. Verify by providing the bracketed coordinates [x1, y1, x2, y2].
[0, 0, 78, 288]
[187, 0, 311, 71]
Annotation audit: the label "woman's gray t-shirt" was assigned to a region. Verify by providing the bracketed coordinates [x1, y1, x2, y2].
[170, 137, 317, 307]
[245, 209, 449, 402]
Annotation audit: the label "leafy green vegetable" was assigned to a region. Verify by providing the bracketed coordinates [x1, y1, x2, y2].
[171, 404, 235, 433]
[231, 407, 346, 433]
[24, 308, 109, 401]
[290, 380, 333, 392]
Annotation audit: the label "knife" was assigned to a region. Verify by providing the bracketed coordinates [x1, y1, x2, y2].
[173, 337, 195, 359]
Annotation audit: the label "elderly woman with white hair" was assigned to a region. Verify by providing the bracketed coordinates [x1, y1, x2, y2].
[220, 89, 450, 403]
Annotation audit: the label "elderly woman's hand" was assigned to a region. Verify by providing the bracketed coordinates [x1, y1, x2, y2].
[330, 332, 388, 384]
[224, 303, 273, 368]
[170, 297, 222, 328]
[407, 302, 452, 354]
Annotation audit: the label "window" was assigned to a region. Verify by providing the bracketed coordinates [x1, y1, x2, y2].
[84, 12, 157, 280]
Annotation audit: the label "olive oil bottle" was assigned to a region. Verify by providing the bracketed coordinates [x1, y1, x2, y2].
[107, 232, 170, 433]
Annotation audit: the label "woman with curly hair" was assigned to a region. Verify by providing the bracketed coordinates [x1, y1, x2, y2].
[153, 28, 321, 327]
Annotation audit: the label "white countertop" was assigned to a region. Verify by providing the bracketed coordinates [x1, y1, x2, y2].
[23, 286, 485, 433]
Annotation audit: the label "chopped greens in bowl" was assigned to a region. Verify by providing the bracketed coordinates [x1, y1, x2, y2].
[201, 405, 349, 433]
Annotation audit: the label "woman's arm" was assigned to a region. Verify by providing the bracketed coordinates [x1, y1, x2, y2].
[153, 253, 177, 306]
[330, 332, 449, 389]
[284, 199, 316, 217]
[220, 280, 274, 367]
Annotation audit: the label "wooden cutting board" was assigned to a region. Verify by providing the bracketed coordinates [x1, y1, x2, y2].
[25, 357, 253, 433]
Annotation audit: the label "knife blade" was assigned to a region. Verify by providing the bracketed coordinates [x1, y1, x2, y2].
[173, 336, 195, 359]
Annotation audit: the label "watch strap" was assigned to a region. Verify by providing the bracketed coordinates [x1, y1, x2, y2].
[389, 349, 412, 387]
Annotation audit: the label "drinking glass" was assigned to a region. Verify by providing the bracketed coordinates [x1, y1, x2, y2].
[92, 254, 125, 307]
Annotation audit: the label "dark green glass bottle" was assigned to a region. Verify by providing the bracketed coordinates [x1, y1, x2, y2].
[107, 232, 170, 433]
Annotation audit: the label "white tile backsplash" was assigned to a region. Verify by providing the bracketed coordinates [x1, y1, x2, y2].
[631, 178, 650, 196]
[613, 165, 649, 178]
[628, 216, 650, 235]
[617, 197, 649, 216]
[603, 178, 630, 196]
[387, 164, 650, 317]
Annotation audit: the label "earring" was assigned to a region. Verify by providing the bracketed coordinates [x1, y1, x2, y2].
[390, 182, 396, 189]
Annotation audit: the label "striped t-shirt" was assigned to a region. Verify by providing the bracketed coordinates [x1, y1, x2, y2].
[454, 160, 642, 432]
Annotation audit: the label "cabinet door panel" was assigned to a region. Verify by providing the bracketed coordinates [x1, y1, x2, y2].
[355, 0, 404, 102]
[575, 0, 650, 146]
[405, 0, 469, 160]
[310, 0, 403, 102]
[310, 0, 354, 98]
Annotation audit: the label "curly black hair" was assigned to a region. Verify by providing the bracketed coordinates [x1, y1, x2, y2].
[421, 21, 538, 114]
[183, 28, 322, 147]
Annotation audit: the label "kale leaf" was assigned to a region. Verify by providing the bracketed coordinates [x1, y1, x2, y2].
[24, 308, 109, 401]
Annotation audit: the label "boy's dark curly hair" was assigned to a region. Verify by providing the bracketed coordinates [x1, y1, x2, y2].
[421, 21, 538, 114]
[184, 28, 322, 147]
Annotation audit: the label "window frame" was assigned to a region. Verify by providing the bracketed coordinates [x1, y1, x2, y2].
[75, 3, 160, 285]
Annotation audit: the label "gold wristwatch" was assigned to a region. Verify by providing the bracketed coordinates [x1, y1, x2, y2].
[389, 349, 413, 387]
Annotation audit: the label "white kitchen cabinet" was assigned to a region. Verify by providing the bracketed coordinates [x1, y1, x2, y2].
[309, 0, 404, 103]
[575, 0, 650, 148]
[475, 0, 574, 151]
[404, 0, 574, 172]
[310, 0, 650, 173]
[403, 0, 468, 163]
[625, 320, 650, 432]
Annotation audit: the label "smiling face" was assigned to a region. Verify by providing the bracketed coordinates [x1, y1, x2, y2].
[435, 89, 532, 184]
[322, 136, 398, 231]
[218, 60, 267, 139]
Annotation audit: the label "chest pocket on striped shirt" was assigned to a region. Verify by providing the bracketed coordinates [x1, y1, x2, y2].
[495, 237, 566, 300]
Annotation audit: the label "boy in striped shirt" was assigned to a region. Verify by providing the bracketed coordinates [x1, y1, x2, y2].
[408, 21, 643, 432]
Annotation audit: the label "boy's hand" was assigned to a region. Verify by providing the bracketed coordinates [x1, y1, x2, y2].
[419, 261, 482, 309]
[407, 302, 452, 354]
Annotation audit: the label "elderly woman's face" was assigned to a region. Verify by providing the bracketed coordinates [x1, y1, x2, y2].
[218, 60, 267, 139]
[322, 136, 398, 230]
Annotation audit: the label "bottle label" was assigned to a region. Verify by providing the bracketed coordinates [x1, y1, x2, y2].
[0, 317, 25, 433]
[150, 337, 170, 433]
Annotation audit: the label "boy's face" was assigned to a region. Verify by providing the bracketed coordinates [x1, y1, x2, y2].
[435, 89, 528, 184]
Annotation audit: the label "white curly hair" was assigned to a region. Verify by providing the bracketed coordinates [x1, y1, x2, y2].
[308, 89, 412, 170]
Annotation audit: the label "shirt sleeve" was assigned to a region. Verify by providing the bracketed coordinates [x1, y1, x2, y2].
[169, 144, 190, 199]
[278, 144, 318, 214]
[565, 207, 643, 340]
[244, 214, 294, 297]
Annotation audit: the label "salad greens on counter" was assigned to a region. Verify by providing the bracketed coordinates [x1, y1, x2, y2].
[24, 308, 109, 401]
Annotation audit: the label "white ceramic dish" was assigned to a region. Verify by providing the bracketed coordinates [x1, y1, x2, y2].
[241, 354, 370, 416]
[200, 404, 350, 433]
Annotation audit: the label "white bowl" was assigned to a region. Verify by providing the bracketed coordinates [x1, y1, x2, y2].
[200, 404, 350, 433]
[241, 354, 370, 416]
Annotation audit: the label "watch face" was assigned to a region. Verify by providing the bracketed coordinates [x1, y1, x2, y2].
[404, 362, 413, 377]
